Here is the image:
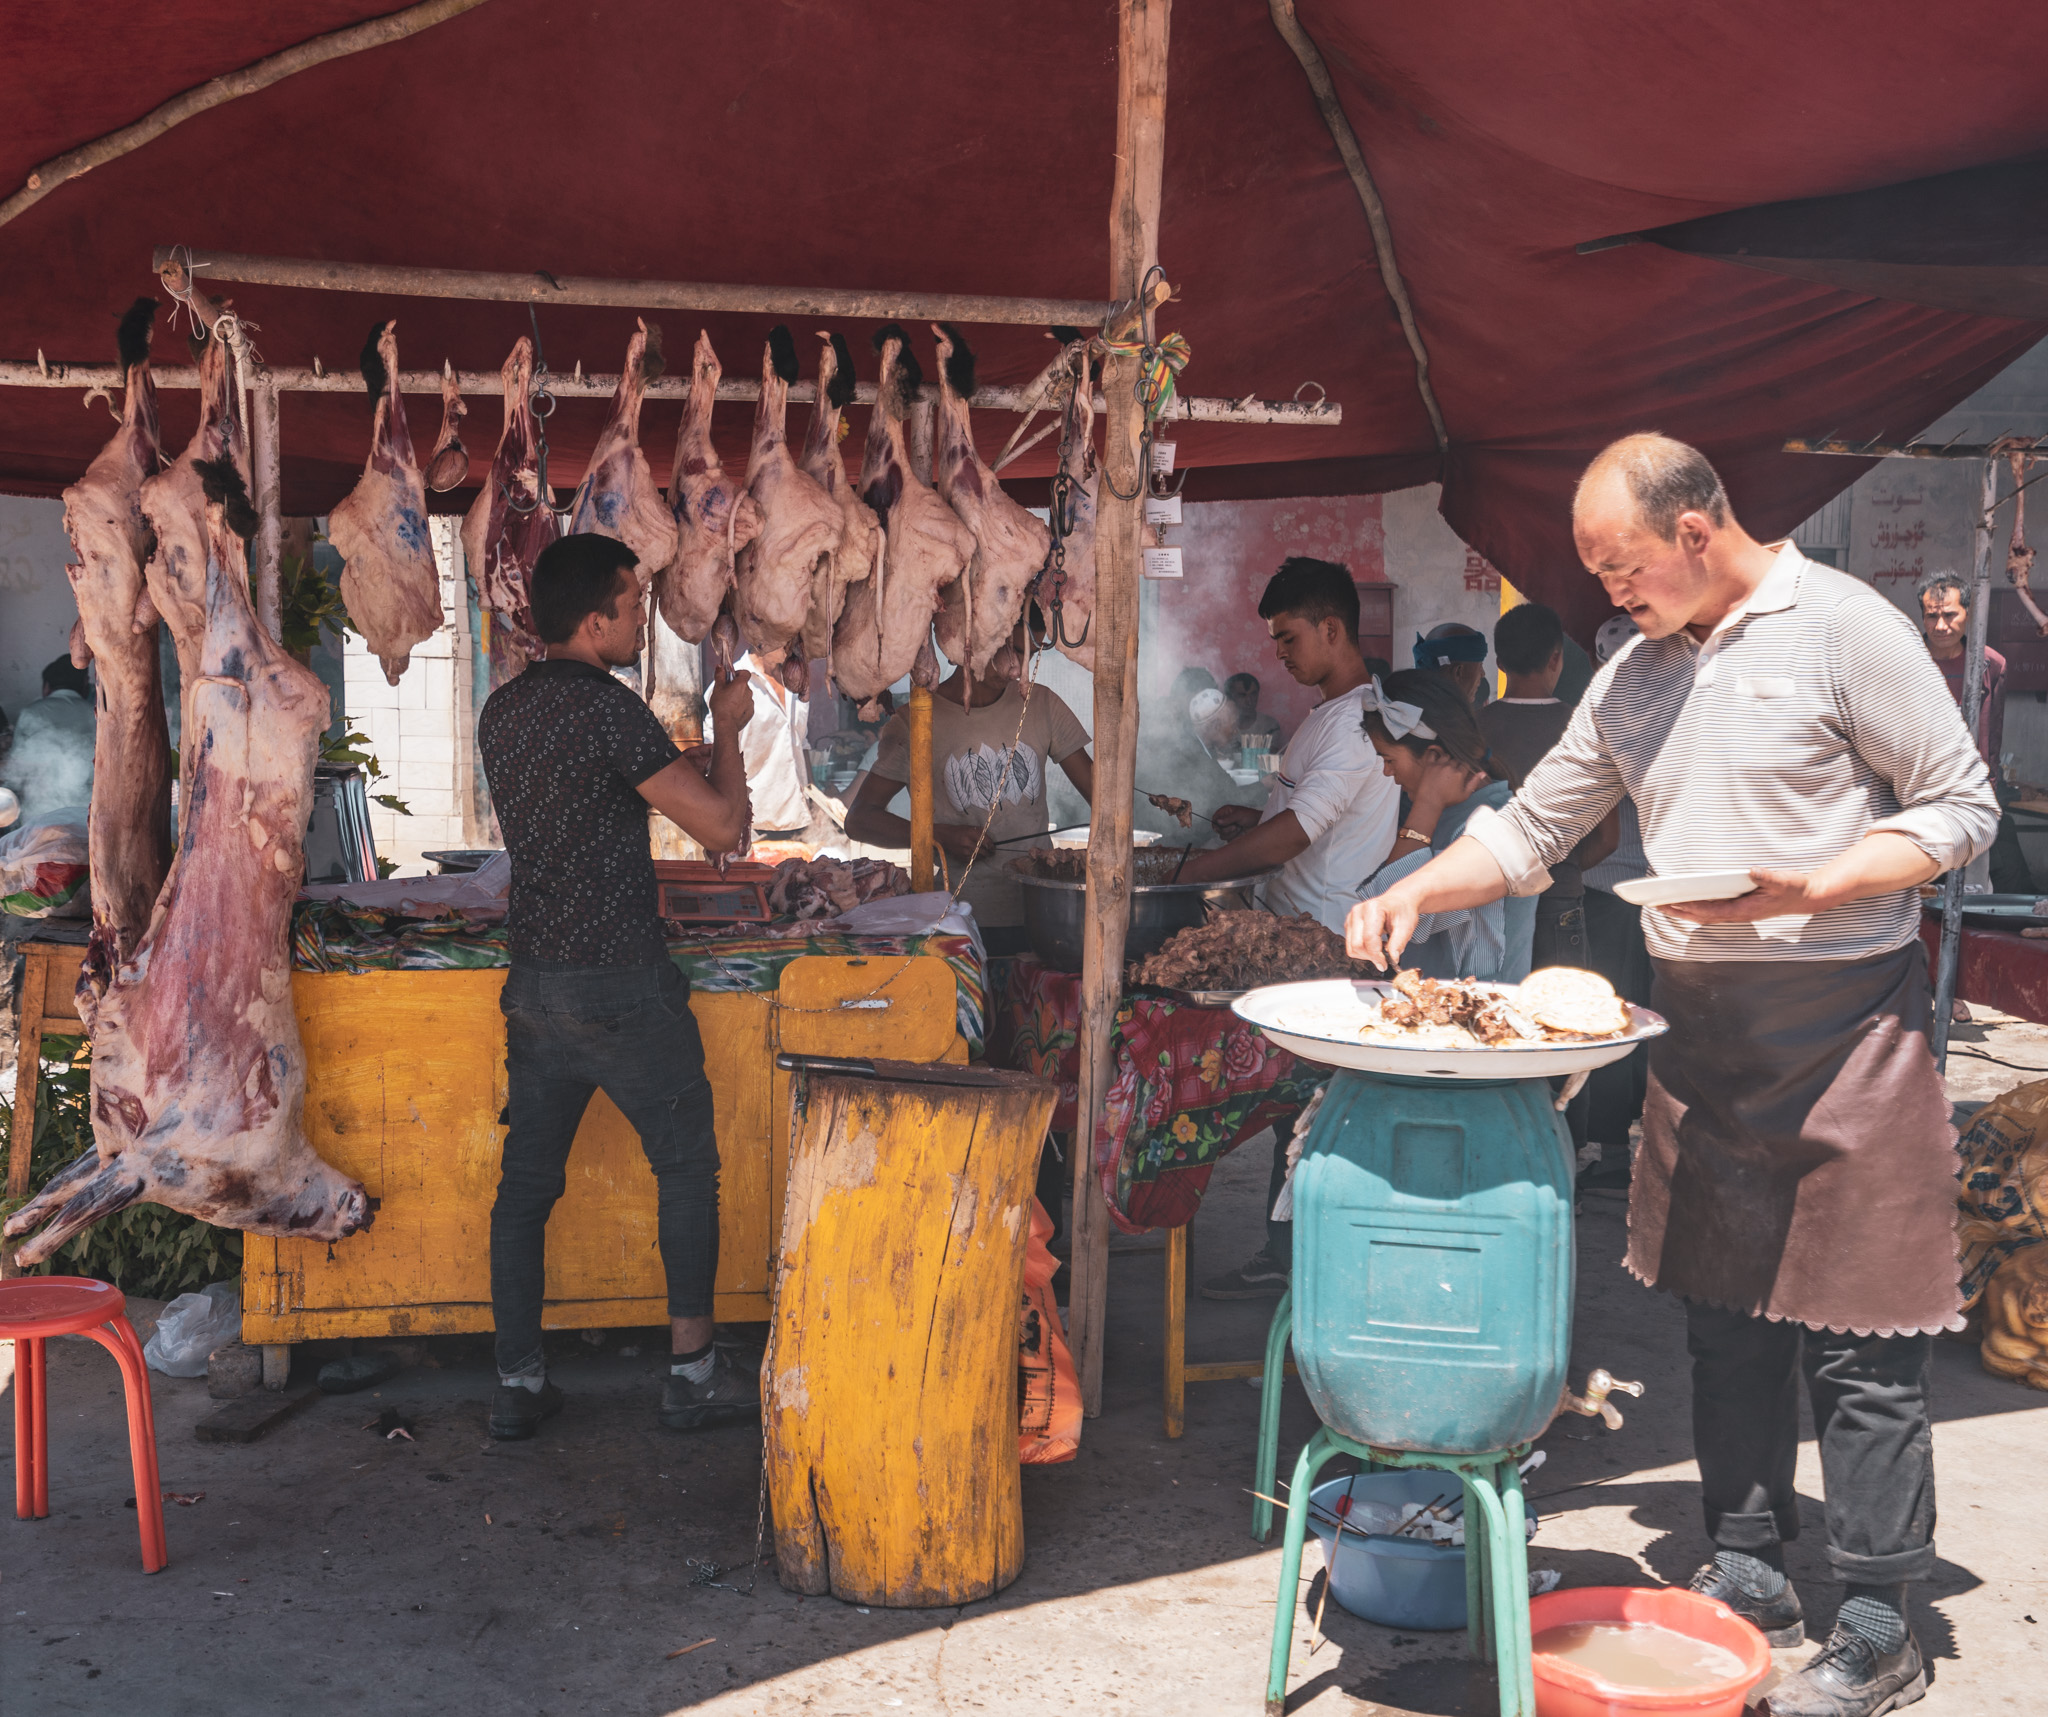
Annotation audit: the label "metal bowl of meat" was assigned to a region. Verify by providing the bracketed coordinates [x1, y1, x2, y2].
[1008, 851, 1268, 973]
[1233, 972, 1667, 1081]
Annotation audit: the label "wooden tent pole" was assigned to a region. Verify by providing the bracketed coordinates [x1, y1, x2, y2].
[909, 688, 936, 892]
[1071, 0, 1172, 1418]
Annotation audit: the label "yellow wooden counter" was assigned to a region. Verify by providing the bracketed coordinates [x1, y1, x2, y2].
[241, 954, 966, 1357]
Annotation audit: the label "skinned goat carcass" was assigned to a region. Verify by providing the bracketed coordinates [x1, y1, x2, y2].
[660, 330, 763, 644]
[5, 459, 373, 1266]
[61, 299, 173, 1024]
[461, 336, 558, 671]
[330, 320, 443, 686]
[734, 325, 841, 660]
[138, 324, 247, 804]
[797, 331, 881, 674]
[832, 325, 974, 707]
[931, 323, 1050, 678]
[422, 361, 469, 492]
[1041, 337, 1099, 670]
[569, 319, 678, 585]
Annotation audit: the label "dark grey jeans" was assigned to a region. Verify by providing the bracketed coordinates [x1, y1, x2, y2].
[1686, 1301, 1937, 1583]
[490, 958, 720, 1379]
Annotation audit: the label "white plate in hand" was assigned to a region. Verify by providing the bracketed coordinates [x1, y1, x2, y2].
[1612, 870, 1758, 908]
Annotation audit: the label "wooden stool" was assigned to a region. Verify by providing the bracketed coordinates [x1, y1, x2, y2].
[2, 1276, 168, 1573]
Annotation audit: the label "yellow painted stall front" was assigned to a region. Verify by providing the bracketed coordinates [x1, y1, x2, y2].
[241, 954, 967, 1351]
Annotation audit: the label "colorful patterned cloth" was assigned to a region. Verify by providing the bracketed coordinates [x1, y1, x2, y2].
[291, 900, 986, 1057]
[989, 956, 1326, 1233]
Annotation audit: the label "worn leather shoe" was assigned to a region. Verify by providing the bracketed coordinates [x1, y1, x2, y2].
[1765, 1625, 1926, 1716]
[660, 1349, 760, 1431]
[489, 1380, 565, 1441]
[1687, 1560, 1806, 1648]
[1199, 1248, 1291, 1301]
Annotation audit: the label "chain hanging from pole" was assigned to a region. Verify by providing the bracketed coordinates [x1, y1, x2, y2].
[507, 302, 576, 522]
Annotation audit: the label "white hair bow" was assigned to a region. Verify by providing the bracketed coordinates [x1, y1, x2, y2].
[1363, 675, 1434, 741]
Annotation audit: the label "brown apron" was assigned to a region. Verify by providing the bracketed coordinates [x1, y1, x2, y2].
[1630, 942, 1964, 1337]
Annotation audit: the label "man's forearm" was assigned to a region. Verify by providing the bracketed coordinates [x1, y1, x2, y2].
[1385, 835, 1512, 913]
[1802, 831, 1942, 911]
[1177, 811, 1310, 882]
[846, 802, 911, 847]
[709, 732, 751, 834]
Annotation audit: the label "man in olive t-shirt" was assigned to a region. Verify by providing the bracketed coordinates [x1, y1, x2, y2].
[845, 633, 1095, 954]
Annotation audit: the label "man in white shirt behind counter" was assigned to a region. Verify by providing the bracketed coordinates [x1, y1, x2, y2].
[1175, 556, 1399, 1297]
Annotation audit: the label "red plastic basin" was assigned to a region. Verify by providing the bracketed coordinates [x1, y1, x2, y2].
[1529, 1586, 1773, 1717]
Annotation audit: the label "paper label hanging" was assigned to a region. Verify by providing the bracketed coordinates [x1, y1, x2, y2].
[1141, 546, 1184, 580]
[1143, 493, 1183, 526]
[1150, 441, 1177, 475]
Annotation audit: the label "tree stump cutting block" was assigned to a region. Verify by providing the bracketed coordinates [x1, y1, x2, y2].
[765, 1059, 1054, 1607]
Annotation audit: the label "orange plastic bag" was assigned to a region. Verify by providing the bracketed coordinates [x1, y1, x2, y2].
[1019, 1197, 1081, 1464]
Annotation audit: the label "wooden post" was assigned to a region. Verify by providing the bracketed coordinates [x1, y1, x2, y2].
[909, 686, 935, 891]
[250, 378, 283, 641]
[1163, 1223, 1188, 1437]
[1071, 0, 1172, 1417]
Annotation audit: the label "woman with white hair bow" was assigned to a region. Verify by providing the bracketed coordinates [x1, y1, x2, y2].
[1354, 669, 1536, 983]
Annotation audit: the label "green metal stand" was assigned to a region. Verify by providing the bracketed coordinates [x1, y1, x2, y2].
[1251, 1288, 1294, 1544]
[1263, 1426, 1535, 1716]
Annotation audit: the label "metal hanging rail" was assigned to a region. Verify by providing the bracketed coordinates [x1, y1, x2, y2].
[0, 357, 1342, 427]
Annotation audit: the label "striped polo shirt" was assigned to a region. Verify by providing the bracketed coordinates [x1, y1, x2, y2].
[1465, 544, 1999, 962]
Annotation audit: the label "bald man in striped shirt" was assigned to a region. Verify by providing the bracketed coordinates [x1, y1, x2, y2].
[1347, 435, 1997, 1717]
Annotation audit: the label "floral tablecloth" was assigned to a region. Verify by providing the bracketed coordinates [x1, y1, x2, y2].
[988, 955, 1327, 1233]
[291, 900, 986, 1057]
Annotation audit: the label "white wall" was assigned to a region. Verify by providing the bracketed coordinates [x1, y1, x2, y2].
[0, 498, 77, 721]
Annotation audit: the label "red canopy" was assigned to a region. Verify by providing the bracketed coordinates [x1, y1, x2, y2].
[5, 1, 2045, 634]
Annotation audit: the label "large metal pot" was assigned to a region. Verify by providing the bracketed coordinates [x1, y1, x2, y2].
[1011, 860, 1268, 972]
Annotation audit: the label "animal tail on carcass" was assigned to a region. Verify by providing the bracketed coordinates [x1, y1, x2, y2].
[6, 458, 372, 1266]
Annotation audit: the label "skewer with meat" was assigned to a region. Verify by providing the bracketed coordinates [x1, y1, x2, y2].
[734, 325, 841, 659]
[931, 323, 1050, 678]
[330, 320, 443, 685]
[569, 319, 678, 585]
[832, 325, 973, 709]
[138, 320, 247, 803]
[461, 336, 558, 670]
[422, 361, 469, 492]
[5, 459, 372, 1266]
[61, 299, 173, 1022]
[796, 331, 881, 677]
[660, 330, 764, 644]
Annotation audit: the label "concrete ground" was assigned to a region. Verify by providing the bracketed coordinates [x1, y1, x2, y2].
[5, 1013, 2048, 1717]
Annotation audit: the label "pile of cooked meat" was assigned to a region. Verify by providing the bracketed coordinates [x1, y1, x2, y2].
[1368, 967, 1633, 1048]
[1128, 912, 1367, 991]
[766, 854, 909, 920]
[1375, 970, 1534, 1045]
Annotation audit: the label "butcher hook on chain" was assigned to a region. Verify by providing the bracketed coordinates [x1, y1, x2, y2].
[1035, 341, 1092, 652]
[509, 302, 576, 521]
[1101, 263, 1187, 504]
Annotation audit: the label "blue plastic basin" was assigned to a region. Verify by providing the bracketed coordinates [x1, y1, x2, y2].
[1309, 1471, 1474, 1631]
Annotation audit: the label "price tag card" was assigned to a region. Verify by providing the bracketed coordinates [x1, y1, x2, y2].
[1143, 493, 1183, 526]
[1150, 440, 1177, 474]
[1141, 546, 1184, 580]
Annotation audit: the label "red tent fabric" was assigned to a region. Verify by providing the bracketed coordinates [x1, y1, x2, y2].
[4, 1, 2045, 635]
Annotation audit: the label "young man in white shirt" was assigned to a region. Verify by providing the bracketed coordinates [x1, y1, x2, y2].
[1177, 557, 1399, 1298]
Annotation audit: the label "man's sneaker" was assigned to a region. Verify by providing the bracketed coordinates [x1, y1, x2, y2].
[1687, 1560, 1805, 1648]
[1200, 1248, 1290, 1301]
[660, 1349, 761, 1431]
[489, 1380, 565, 1441]
[1765, 1625, 1926, 1716]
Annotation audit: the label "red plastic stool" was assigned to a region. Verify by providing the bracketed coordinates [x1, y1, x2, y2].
[1, 1276, 167, 1572]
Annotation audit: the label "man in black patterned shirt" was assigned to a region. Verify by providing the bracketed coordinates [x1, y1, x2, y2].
[478, 534, 754, 1440]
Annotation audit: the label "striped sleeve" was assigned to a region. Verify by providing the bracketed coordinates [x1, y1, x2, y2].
[1831, 589, 2000, 869]
[1465, 687, 1627, 897]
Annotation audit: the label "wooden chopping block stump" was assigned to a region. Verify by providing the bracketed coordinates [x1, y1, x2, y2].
[765, 1059, 1055, 1607]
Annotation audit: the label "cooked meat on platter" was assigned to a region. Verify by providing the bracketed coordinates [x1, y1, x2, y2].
[1128, 912, 1368, 992]
[1366, 967, 1632, 1049]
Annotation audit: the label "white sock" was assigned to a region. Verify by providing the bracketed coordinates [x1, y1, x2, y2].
[671, 1349, 717, 1385]
[502, 1374, 545, 1393]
